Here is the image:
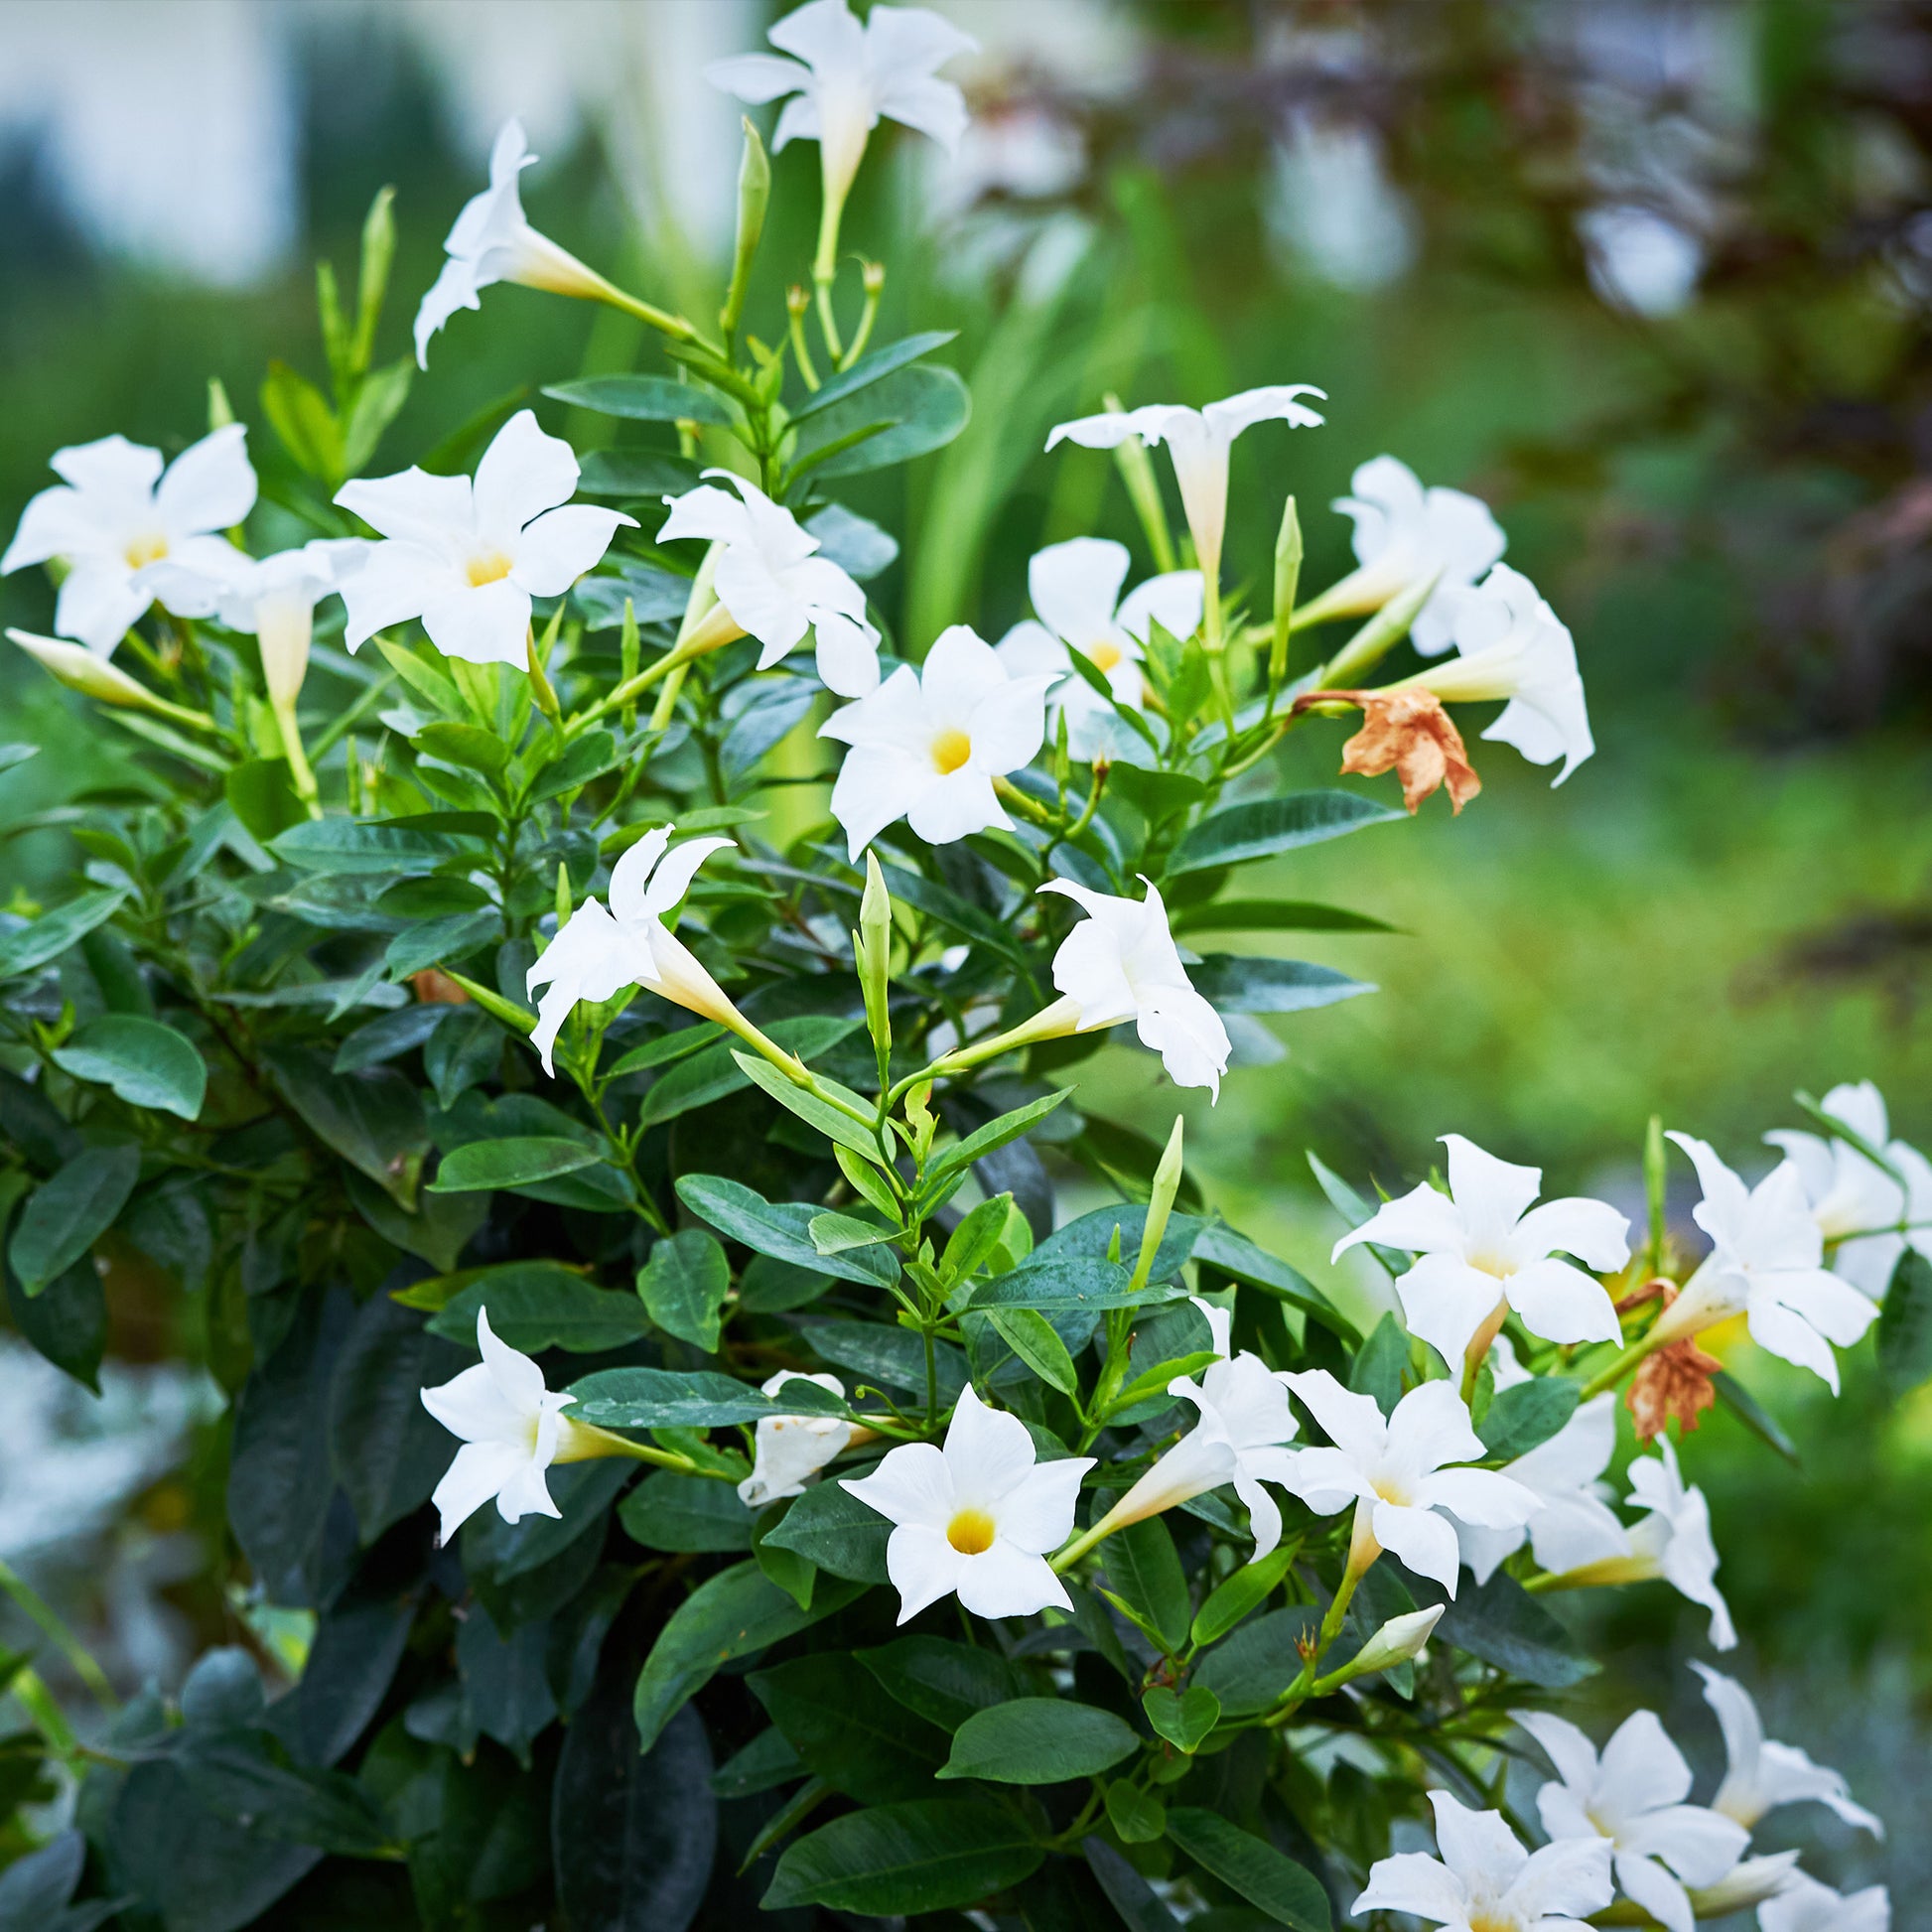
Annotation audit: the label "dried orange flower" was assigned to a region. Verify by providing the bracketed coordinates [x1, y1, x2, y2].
[1329, 689, 1482, 815]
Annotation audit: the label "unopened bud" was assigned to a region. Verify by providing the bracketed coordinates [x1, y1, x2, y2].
[787, 284, 811, 320]
[858, 850, 892, 1055]
[1130, 1115, 1185, 1292]
[862, 258, 886, 296]
[1318, 1604, 1444, 1692]
[8, 628, 214, 732]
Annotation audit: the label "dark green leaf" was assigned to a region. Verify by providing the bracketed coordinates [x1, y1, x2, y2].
[799, 1318, 969, 1400]
[1193, 1607, 1319, 1717]
[0, 891, 126, 978]
[710, 1725, 804, 1799]
[940, 1700, 1139, 1783]
[179, 1731, 396, 1858]
[1877, 1248, 1932, 1397]
[428, 1135, 600, 1192]
[329, 1293, 463, 1542]
[574, 555, 692, 627]
[265, 1047, 427, 1200]
[270, 818, 462, 874]
[384, 909, 503, 982]
[1187, 955, 1374, 1016]
[788, 330, 957, 420]
[1349, 1312, 1409, 1417]
[542, 374, 734, 424]
[1190, 1223, 1359, 1341]
[334, 1004, 448, 1072]
[638, 1015, 858, 1127]
[762, 1798, 1040, 1915]
[1169, 790, 1403, 875]
[1711, 1369, 1800, 1463]
[762, 1477, 891, 1583]
[675, 1174, 899, 1288]
[5, 1257, 106, 1393]
[429, 1267, 650, 1353]
[925, 1088, 1074, 1193]
[752, 1653, 947, 1801]
[603, 1021, 723, 1077]
[1103, 1519, 1191, 1655]
[1084, 1836, 1181, 1927]
[1171, 897, 1400, 936]
[570, 1364, 847, 1430]
[1164, 1809, 1329, 1931]
[966, 1254, 1176, 1314]
[858, 1635, 1027, 1732]
[1478, 1376, 1581, 1459]
[50, 1015, 205, 1120]
[619, 1471, 753, 1553]
[1427, 1572, 1597, 1688]
[458, 1605, 556, 1766]
[796, 363, 972, 480]
[1192, 1544, 1298, 1649]
[528, 729, 621, 803]
[804, 501, 897, 579]
[8, 1144, 140, 1292]
[1142, 1685, 1220, 1753]
[637, 1228, 732, 1350]
[730, 1052, 891, 1165]
[984, 1306, 1080, 1394]
[576, 449, 700, 500]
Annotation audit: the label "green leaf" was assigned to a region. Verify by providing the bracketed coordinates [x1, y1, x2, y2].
[541, 374, 734, 424]
[1349, 1312, 1410, 1417]
[1101, 1788, 1170, 1854]
[1193, 1607, 1319, 1716]
[328, 1293, 464, 1543]
[178, 1732, 395, 1858]
[675, 1174, 899, 1288]
[1307, 1151, 1411, 1280]
[428, 1136, 601, 1192]
[730, 1051, 891, 1164]
[6, 1256, 106, 1392]
[49, 1014, 205, 1120]
[260, 359, 343, 481]
[964, 1255, 1173, 1314]
[569, 1364, 848, 1431]
[1142, 1685, 1220, 1754]
[941, 1192, 1015, 1285]
[576, 449, 701, 501]
[809, 1209, 896, 1256]
[1171, 897, 1399, 936]
[752, 1654, 948, 1802]
[224, 759, 306, 842]
[1877, 1248, 1932, 1397]
[428, 1268, 651, 1353]
[923, 1088, 1073, 1195]
[637, 1229, 731, 1351]
[858, 1635, 1026, 1731]
[939, 1700, 1138, 1784]
[1428, 1572, 1596, 1689]
[763, 1797, 1040, 1916]
[1164, 1809, 1329, 1932]
[787, 330, 957, 420]
[1190, 1223, 1359, 1341]
[792, 363, 973, 481]
[270, 818, 464, 875]
[637, 1016, 858, 1127]
[1711, 1369, 1800, 1464]
[1192, 1543, 1298, 1648]
[383, 908, 502, 982]
[1106, 1350, 1219, 1417]
[619, 1471, 753, 1554]
[8, 1144, 140, 1293]
[1103, 1519, 1191, 1655]
[0, 890, 126, 979]
[1478, 1376, 1581, 1459]
[762, 1478, 891, 1583]
[804, 501, 897, 580]
[799, 1318, 969, 1402]
[983, 1306, 1079, 1395]
[1168, 790, 1403, 875]
[603, 1022, 724, 1078]
[1186, 955, 1373, 1016]
[341, 354, 413, 475]
[528, 729, 621, 803]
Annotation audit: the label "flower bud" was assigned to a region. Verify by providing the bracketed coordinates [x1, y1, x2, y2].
[7, 628, 214, 732]
[1328, 1603, 1444, 1685]
[1130, 1114, 1185, 1292]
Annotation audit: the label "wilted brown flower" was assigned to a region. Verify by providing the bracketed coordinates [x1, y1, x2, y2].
[411, 968, 472, 1005]
[1326, 688, 1482, 814]
[1626, 1335, 1722, 1443]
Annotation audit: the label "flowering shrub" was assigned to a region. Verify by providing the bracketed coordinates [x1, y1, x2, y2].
[0, 4, 1919, 1928]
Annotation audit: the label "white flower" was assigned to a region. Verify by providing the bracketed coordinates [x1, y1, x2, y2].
[414, 119, 618, 367]
[1691, 1662, 1882, 1837]
[336, 410, 633, 668]
[1516, 1708, 1750, 1932]
[708, 0, 977, 214]
[1760, 1875, 1890, 1932]
[1321, 455, 1506, 655]
[525, 826, 739, 1074]
[658, 473, 879, 696]
[1354, 1789, 1613, 1932]
[1333, 1134, 1629, 1374]
[1452, 1394, 1631, 1587]
[420, 1308, 593, 1541]
[840, 1384, 1094, 1622]
[1036, 876, 1232, 1098]
[994, 537, 1202, 759]
[1653, 1132, 1878, 1392]
[1279, 1373, 1535, 1596]
[820, 622, 1051, 861]
[1402, 564, 1593, 783]
[1191, 1293, 1233, 1360]
[2, 426, 255, 656]
[739, 1371, 854, 1508]
[1045, 387, 1326, 591]
[1766, 1079, 1930, 1300]
[1687, 1854, 1802, 1918]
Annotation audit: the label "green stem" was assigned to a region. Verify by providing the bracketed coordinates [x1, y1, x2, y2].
[1579, 1335, 1658, 1402]
[0, 1558, 118, 1710]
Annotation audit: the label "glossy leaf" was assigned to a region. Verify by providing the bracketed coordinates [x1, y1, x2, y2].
[50, 1015, 206, 1119]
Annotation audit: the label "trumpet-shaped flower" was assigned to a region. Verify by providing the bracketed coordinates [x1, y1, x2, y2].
[1279, 1373, 1536, 1595]
[1653, 1132, 1878, 1392]
[821, 623, 1051, 860]
[1452, 1394, 1631, 1586]
[336, 410, 633, 668]
[415, 120, 621, 367]
[841, 1384, 1094, 1622]
[1333, 1134, 1629, 1373]
[1691, 1662, 1882, 1837]
[708, 1, 976, 215]
[1322, 455, 1507, 655]
[2, 427, 256, 656]
[420, 1308, 595, 1541]
[1035, 877, 1232, 1098]
[1516, 1709, 1749, 1932]
[739, 1371, 854, 1509]
[1045, 387, 1326, 592]
[525, 827, 739, 1074]
[1760, 1876, 1890, 1932]
[1354, 1789, 1614, 1932]
[1401, 565, 1593, 783]
[994, 537, 1202, 759]
[659, 473, 879, 695]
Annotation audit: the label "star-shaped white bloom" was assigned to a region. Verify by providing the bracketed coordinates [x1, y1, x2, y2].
[841, 1384, 1094, 1623]
[525, 827, 739, 1074]
[1325, 455, 1507, 655]
[739, 1370, 854, 1509]
[420, 1308, 592, 1542]
[2, 426, 255, 657]
[1279, 1373, 1535, 1596]
[1037, 876, 1232, 1098]
[415, 119, 617, 367]
[1354, 1789, 1614, 1932]
[821, 622, 1051, 860]
[1691, 1662, 1882, 1838]
[336, 409, 634, 668]
[1654, 1132, 1878, 1392]
[659, 473, 879, 696]
[1766, 1079, 1930, 1301]
[1402, 564, 1593, 783]
[1045, 387, 1326, 591]
[1517, 1708, 1749, 1932]
[1760, 1875, 1890, 1932]
[994, 537, 1202, 759]
[1451, 1393, 1631, 1587]
[1333, 1135, 1629, 1375]
[708, 0, 977, 213]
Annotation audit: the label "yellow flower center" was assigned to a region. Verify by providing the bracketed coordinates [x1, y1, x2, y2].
[1086, 641, 1122, 673]
[1468, 1914, 1513, 1932]
[1466, 1248, 1513, 1280]
[947, 1507, 997, 1555]
[467, 550, 514, 587]
[123, 533, 169, 570]
[930, 727, 973, 775]
[1371, 1476, 1412, 1508]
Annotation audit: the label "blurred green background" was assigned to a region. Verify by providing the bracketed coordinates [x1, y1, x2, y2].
[1, 0, 1926, 1911]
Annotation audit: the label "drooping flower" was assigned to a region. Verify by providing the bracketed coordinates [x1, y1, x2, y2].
[1045, 387, 1326, 594]
[820, 623, 1051, 861]
[1395, 564, 1594, 784]
[1760, 1875, 1890, 1932]
[336, 410, 634, 668]
[1353, 1789, 1614, 1932]
[420, 1308, 596, 1541]
[739, 1370, 854, 1509]
[1650, 1132, 1878, 1392]
[414, 119, 625, 367]
[658, 473, 879, 696]
[1279, 1373, 1536, 1595]
[526, 827, 740, 1074]
[1333, 1134, 1629, 1376]
[1326, 687, 1482, 815]
[841, 1384, 1094, 1622]
[1451, 1393, 1631, 1587]
[1035, 877, 1232, 1098]
[1691, 1662, 1883, 1837]
[994, 537, 1202, 759]
[2, 427, 256, 656]
[1516, 1708, 1750, 1932]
